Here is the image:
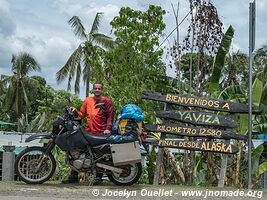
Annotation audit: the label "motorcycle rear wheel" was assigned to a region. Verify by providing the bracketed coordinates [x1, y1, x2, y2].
[15, 146, 56, 184]
[107, 162, 142, 186]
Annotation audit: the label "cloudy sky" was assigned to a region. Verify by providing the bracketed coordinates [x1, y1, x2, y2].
[0, 0, 266, 98]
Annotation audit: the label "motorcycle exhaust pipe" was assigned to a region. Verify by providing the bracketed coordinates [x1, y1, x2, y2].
[96, 163, 123, 174]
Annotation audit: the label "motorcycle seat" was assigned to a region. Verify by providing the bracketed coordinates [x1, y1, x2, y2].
[80, 127, 108, 146]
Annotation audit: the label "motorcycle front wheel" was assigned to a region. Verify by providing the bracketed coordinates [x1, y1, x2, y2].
[15, 146, 56, 184]
[107, 162, 142, 186]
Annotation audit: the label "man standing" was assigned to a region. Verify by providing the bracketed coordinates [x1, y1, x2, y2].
[62, 82, 114, 184]
[75, 82, 114, 135]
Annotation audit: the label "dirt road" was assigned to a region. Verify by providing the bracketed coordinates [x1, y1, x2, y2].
[0, 181, 266, 200]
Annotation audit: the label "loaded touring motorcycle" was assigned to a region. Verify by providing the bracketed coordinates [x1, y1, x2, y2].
[15, 105, 145, 186]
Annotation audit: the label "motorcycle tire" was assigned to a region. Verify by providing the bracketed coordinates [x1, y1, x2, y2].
[107, 162, 142, 186]
[15, 146, 56, 184]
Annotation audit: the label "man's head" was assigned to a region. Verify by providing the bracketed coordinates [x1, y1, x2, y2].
[93, 82, 103, 98]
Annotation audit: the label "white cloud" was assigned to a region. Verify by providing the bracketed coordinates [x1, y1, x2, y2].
[52, 0, 120, 20]
[0, 0, 16, 36]
[0, 0, 10, 13]
[53, 0, 83, 16]
[52, 0, 120, 35]
[84, 3, 120, 22]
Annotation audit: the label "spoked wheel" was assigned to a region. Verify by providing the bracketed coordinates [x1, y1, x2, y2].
[15, 146, 56, 184]
[107, 162, 142, 186]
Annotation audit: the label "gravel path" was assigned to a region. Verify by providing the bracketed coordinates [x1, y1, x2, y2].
[0, 181, 266, 200]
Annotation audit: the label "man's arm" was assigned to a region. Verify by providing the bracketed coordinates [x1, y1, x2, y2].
[76, 99, 87, 118]
[105, 98, 114, 131]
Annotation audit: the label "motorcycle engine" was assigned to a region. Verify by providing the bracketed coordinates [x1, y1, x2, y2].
[69, 150, 91, 170]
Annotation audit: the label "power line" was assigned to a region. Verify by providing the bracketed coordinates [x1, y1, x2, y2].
[156, 10, 191, 51]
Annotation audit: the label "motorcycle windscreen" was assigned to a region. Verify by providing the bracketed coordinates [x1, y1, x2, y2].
[55, 129, 88, 151]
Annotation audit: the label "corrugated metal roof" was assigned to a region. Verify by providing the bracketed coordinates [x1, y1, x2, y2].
[0, 132, 43, 147]
[0, 146, 26, 155]
[0, 121, 16, 125]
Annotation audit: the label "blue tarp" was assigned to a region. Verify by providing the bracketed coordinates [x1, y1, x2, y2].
[120, 104, 144, 122]
[107, 134, 137, 144]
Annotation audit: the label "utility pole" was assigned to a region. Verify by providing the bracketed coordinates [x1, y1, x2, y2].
[248, 0, 256, 190]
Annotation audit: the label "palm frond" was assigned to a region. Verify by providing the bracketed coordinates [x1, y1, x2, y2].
[74, 63, 81, 94]
[218, 85, 246, 100]
[1, 74, 12, 80]
[253, 123, 267, 134]
[21, 52, 41, 72]
[67, 56, 78, 91]
[90, 12, 104, 35]
[37, 113, 46, 130]
[167, 76, 194, 94]
[13, 52, 41, 76]
[11, 54, 16, 71]
[56, 45, 83, 83]
[26, 77, 39, 87]
[68, 16, 87, 40]
[254, 114, 267, 124]
[67, 74, 72, 91]
[30, 113, 41, 131]
[0, 75, 12, 88]
[92, 33, 114, 49]
[5, 79, 16, 109]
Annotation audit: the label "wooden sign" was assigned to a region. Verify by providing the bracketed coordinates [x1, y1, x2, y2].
[144, 124, 247, 140]
[156, 110, 238, 128]
[142, 91, 261, 114]
[158, 139, 239, 154]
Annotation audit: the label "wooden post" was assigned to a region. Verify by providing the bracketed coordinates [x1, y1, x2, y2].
[153, 144, 164, 185]
[153, 103, 170, 185]
[218, 140, 229, 187]
[218, 114, 234, 187]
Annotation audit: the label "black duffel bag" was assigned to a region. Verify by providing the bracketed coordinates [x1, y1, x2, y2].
[55, 128, 88, 151]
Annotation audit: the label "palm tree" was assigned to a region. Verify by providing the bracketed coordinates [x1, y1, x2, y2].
[1, 52, 41, 118]
[56, 13, 114, 97]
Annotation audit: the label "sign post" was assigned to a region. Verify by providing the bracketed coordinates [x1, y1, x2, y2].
[153, 103, 170, 185]
[142, 87, 259, 187]
[218, 114, 234, 187]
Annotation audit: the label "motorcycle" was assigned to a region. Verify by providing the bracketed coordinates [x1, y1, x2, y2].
[15, 105, 143, 186]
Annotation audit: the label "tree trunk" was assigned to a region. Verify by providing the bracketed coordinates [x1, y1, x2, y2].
[153, 146, 164, 185]
[218, 153, 228, 187]
[184, 139, 190, 185]
[153, 103, 170, 185]
[207, 152, 213, 187]
[85, 78, 90, 97]
[189, 138, 195, 185]
[164, 148, 185, 183]
[234, 141, 243, 187]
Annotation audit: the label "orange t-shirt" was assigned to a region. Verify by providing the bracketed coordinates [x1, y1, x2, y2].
[77, 96, 114, 135]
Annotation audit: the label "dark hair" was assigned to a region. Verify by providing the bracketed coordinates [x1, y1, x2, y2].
[93, 82, 103, 89]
